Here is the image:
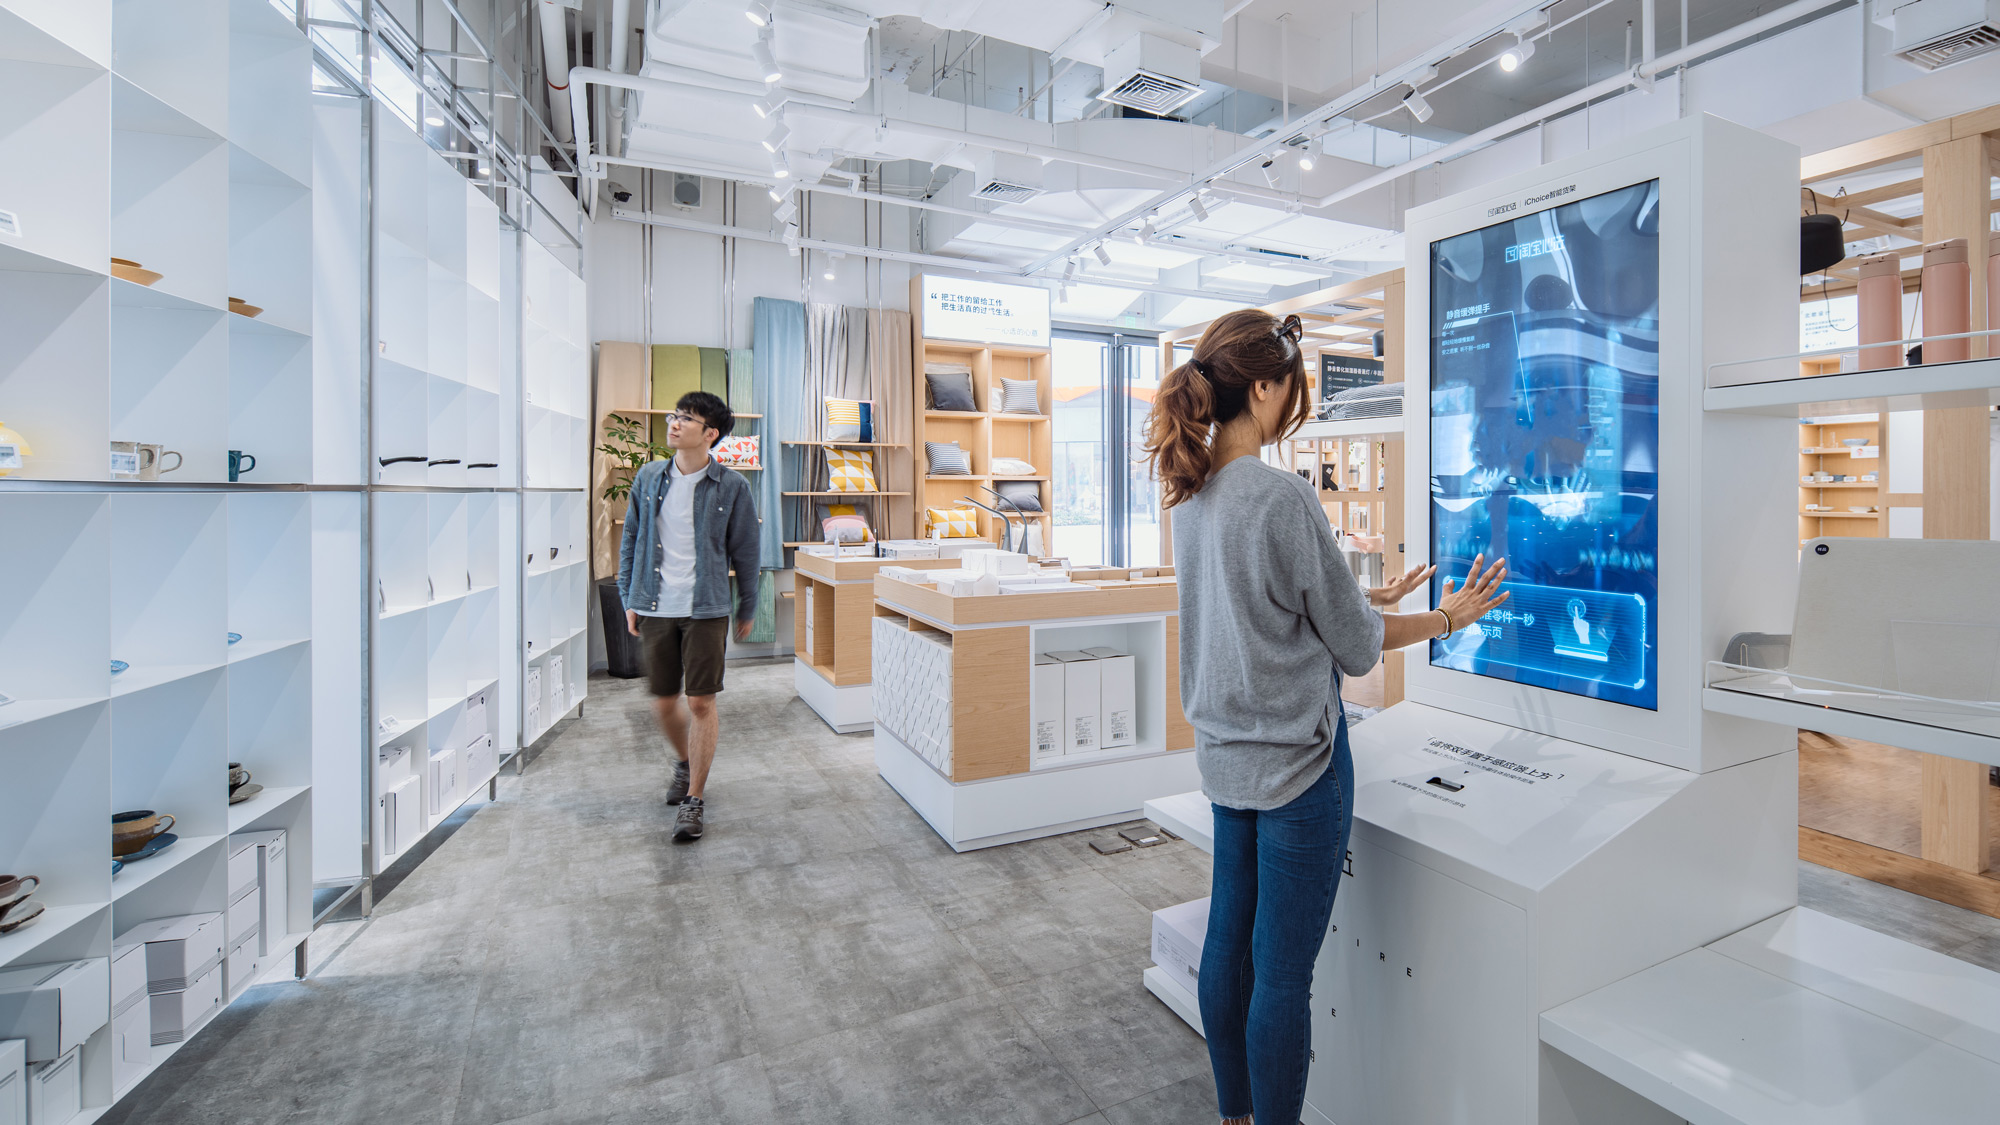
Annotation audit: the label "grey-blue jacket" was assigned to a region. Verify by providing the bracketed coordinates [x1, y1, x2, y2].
[616, 457, 761, 621]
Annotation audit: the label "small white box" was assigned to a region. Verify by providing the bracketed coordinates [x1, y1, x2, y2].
[384, 776, 419, 855]
[226, 885, 260, 947]
[226, 836, 259, 900]
[878, 541, 941, 560]
[120, 915, 224, 995]
[463, 734, 496, 794]
[24, 1046, 78, 1125]
[1083, 646, 1135, 749]
[0, 1039, 22, 1125]
[225, 932, 261, 1001]
[1151, 897, 1210, 996]
[1031, 655, 1065, 760]
[110, 996, 149, 1096]
[464, 688, 489, 743]
[109, 943, 147, 1017]
[232, 830, 289, 956]
[1046, 651, 1101, 755]
[148, 961, 221, 1047]
[429, 747, 458, 818]
[0, 961, 110, 1063]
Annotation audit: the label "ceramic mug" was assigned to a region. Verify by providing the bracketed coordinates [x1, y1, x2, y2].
[112, 810, 174, 856]
[230, 763, 250, 789]
[110, 440, 143, 479]
[141, 444, 183, 480]
[0, 874, 38, 909]
[228, 450, 257, 482]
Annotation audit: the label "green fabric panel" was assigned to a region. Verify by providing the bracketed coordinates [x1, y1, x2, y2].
[699, 347, 728, 399]
[746, 570, 777, 644]
[651, 345, 701, 411]
[726, 348, 754, 413]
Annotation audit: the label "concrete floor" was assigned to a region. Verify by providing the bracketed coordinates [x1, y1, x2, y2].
[104, 661, 2000, 1125]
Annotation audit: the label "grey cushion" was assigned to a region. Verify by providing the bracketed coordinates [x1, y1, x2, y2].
[925, 371, 977, 412]
[995, 480, 1042, 512]
[999, 377, 1039, 414]
[925, 441, 971, 475]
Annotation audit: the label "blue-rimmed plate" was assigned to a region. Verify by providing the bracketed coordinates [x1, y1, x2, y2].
[112, 859, 124, 877]
[110, 660, 128, 675]
[227, 632, 242, 645]
[120, 832, 177, 863]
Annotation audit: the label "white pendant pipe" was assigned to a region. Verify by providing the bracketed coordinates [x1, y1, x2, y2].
[607, 0, 632, 157]
[539, 0, 574, 144]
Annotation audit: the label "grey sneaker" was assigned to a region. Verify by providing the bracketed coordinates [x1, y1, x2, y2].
[665, 760, 691, 805]
[673, 797, 705, 842]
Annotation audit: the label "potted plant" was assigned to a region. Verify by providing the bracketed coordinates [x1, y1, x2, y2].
[595, 413, 671, 677]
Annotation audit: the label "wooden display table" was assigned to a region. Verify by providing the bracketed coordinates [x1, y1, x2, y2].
[871, 572, 1198, 851]
[790, 552, 964, 733]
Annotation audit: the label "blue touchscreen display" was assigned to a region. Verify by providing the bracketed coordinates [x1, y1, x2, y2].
[1428, 179, 1660, 710]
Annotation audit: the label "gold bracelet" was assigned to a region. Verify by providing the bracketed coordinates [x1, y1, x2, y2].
[1437, 607, 1454, 637]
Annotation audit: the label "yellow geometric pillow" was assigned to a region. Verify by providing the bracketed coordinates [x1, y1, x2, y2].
[925, 507, 980, 538]
[826, 448, 877, 493]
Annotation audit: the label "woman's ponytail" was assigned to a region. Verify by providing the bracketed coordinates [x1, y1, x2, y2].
[1142, 309, 1311, 508]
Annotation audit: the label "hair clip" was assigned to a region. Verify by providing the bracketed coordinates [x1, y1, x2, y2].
[1277, 314, 1303, 345]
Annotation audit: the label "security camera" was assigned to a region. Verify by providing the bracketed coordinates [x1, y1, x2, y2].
[608, 181, 632, 204]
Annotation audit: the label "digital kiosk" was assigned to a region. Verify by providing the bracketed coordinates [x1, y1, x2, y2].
[1150, 115, 1814, 1124]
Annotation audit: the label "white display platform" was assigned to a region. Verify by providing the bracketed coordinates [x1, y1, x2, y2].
[1141, 964, 1204, 1037]
[794, 659, 872, 734]
[1541, 908, 2000, 1125]
[874, 725, 1199, 852]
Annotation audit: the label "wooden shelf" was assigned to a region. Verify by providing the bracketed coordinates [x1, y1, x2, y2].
[606, 409, 763, 419]
[1801, 510, 1880, 518]
[991, 474, 1049, 482]
[780, 441, 907, 448]
[990, 413, 1049, 422]
[782, 491, 910, 497]
[1801, 481, 1880, 489]
[927, 473, 990, 482]
[924, 409, 988, 419]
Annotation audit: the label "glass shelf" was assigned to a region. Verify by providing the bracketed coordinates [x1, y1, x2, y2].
[1704, 660, 1999, 765]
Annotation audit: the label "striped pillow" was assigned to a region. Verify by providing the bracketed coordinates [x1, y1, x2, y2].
[999, 378, 1039, 414]
[825, 397, 864, 442]
[925, 441, 971, 476]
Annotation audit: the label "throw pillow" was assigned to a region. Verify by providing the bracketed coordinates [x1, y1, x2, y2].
[995, 481, 1042, 512]
[715, 434, 761, 469]
[992, 456, 1036, 477]
[825, 448, 877, 492]
[820, 512, 871, 543]
[825, 398, 865, 442]
[924, 441, 971, 476]
[999, 377, 1039, 414]
[925, 370, 977, 412]
[925, 507, 981, 539]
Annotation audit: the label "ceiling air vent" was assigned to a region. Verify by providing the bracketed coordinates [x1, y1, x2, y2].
[974, 180, 1041, 204]
[1892, 0, 2000, 69]
[969, 150, 1045, 205]
[1097, 33, 1204, 116]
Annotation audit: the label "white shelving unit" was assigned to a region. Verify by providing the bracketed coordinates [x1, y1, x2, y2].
[520, 235, 590, 746]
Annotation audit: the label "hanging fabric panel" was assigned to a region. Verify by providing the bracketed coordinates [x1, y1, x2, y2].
[867, 309, 913, 539]
[753, 297, 806, 569]
[699, 347, 728, 399]
[651, 345, 702, 413]
[726, 348, 755, 414]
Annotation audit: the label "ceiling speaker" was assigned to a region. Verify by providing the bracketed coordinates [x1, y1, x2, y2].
[1801, 213, 1845, 275]
[671, 173, 702, 210]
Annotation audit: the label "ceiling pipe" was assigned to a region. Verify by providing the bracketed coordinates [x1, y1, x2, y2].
[1304, 0, 1848, 213]
[537, 0, 574, 144]
[607, 0, 633, 157]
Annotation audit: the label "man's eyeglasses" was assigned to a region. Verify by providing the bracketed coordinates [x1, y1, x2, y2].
[665, 411, 709, 428]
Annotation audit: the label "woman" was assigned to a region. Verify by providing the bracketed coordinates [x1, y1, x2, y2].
[1142, 309, 1508, 1125]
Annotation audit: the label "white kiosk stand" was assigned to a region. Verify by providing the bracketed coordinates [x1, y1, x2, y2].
[1148, 115, 1998, 1123]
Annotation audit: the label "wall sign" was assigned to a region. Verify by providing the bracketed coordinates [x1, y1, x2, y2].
[1320, 354, 1384, 401]
[921, 275, 1051, 346]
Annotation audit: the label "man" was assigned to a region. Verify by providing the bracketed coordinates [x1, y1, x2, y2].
[617, 391, 760, 842]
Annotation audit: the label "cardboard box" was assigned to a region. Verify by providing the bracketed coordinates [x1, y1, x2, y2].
[0, 960, 110, 1063]
[1083, 647, 1135, 749]
[24, 1046, 78, 1125]
[119, 915, 224, 996]
[0, 1038, 22, 1125]
[1150, 897, 1210, 997]
[110, 994, 150, 1096]
[1030, 655, 1064, 760]
[148, 962, 221, 1047]
[1046, 651, 1100, 755]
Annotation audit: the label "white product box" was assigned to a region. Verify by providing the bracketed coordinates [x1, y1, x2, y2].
[110, 993, 149, 1096]
[384, 776, 419, 855]
[0, 961, 110, 1063]
[1046, 651, 1101, 755]
[120, 915, 224, 995]
[878, 541, 941, 560]
[1083, 647, 1135, 749]
[550, 655, 567, 714]
[226, 835, 259, 901]
[109, 942, 146, 1018]
[464, 688, 489, 743]
[148, 963, 221, 1047]
[1151, 897, 1209, 997]
[24, 1046, 78, 1125]
[225, 932, 261, 1001]
[1031, 655, 1064, 760]
[463, 733, 497, 792]
[231, 830, 289, 956]
[0, 1039, 21, 1125]
[226, 884, 260, 948]
[428, 747, 458, 818]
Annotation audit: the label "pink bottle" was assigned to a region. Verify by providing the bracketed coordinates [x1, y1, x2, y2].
[1856, 252, 1901, 370]
[1920, 237, 1969, 365]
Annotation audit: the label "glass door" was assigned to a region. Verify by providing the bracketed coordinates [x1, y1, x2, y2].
[1050, 330, 1163, 566]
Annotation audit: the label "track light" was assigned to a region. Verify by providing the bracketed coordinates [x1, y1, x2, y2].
[744, 1, 769, 27]
[1260, 158, 1279, 188]
[822, 258, 836, 281]
[751, 97, 773, 119]
[1142, 219, 1157, 240]
[751, 36, 782, 83]
[760, 121, 790, 152]
[1062, 259, 1076, 281]
[1402, 86, 1433, 123]
[1499, 32, 1535, 71]
[771, 153, 790, 178]
[1058, 282, 1070, 302]
[1297, 138, 1317, 171]
[774, 198, 797, 222]
[424, 115, 445, 127]
[1188, 193, 1209, 222]
[1093, 242, 1112, 267]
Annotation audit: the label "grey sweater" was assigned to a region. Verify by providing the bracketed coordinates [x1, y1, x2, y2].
[1172, 456, 1384, 810]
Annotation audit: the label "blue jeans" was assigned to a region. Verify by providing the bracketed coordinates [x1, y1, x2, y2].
[1199, 716, 1354, 1124]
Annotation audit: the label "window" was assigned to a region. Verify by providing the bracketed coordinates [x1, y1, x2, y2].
[1050, 329, 1164, 566]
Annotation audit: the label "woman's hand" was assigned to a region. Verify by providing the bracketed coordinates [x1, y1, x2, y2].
[1438, 554, 1509, 631]
[1369, 563, 1435, 607]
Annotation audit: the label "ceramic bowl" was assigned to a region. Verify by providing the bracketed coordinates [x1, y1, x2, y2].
[110, 659, 128, 674]
[110, 258, 163, 287]
[227, 297, 263, 318]
[1842, 437, 1868, 448]
[1848, 506, 1871, 513]
[228, 782, 263, 806]
[0, 899, 43, 934]
[120, 833, 178, 863]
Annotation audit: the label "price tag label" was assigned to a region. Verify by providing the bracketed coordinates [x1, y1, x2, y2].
[0, 209, 19, 239]
[110, 450, 141, 476]
[1035, 719, 1058, 755]
[0, 444, 20, 470]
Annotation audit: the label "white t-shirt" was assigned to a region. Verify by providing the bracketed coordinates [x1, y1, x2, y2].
[641, 459, 701, 618]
